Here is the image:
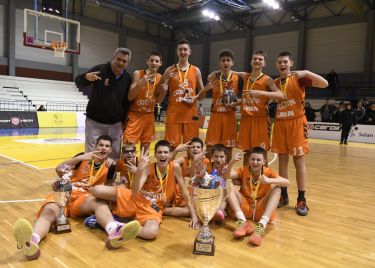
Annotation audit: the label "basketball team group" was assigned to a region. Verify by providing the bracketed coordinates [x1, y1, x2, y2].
[13, 39, 328, 260]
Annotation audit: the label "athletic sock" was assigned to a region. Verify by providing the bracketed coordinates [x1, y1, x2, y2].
[297, 190, 305, 201]
[32, 233, 41, 244]
[235, 211, 247, 222]
[105, 221, 118, 235]
[258, 216, 270, 229]
[281, 187, 288, 197]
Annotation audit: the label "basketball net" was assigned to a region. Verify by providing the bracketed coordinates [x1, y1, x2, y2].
[51, 41, 68, 58]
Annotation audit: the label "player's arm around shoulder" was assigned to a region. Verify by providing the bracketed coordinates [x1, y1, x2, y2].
[293, 70, 328, 88]
[266, 77, 284, 99]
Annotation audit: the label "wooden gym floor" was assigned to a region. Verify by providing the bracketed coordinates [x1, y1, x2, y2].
[0, 125, 374, 268]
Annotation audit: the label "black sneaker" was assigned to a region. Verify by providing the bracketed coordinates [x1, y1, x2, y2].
[295, 200, 309, 216]
[277, 195, 289, 208]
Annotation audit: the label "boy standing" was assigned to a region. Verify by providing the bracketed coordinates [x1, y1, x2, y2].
[236, 51, 283, 166]
[157, 39, 205, 149]
[125, 51, 164, 154]
[14, 136, 140, 260]
[272, 51, 328, 215]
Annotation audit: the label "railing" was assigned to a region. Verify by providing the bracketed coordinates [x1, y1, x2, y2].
[0, 99, 34, 111]
[46, 102, 87, 112]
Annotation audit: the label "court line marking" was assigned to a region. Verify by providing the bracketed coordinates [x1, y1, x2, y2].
[7, 263, 15, 268]
[0, 199, 45, 204]
[3, 220, 13, 228]
[54, 257, 69, 268]
[0, 153, 40, 170]
[268, 152, 278, 166]
[0, 233, 10, 241]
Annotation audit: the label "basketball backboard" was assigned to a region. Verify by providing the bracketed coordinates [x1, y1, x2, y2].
[23, 9, 80, 55]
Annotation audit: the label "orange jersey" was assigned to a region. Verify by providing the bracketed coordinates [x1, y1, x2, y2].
[241, 73, 271, 117]
[69, 160, 109, 192]
[140, 161, 177, 209]
[211, 72, 239, 113]
[130, 70, 161, 113]
[116, 158, 138, 189]
[166, 65, 199, 123]
[235, 166, 279, 205]
[181, 156, 211, 177]
[275, 75, 312, 120]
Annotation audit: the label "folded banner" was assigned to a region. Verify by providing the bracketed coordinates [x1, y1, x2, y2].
[0, 111, 39, 128]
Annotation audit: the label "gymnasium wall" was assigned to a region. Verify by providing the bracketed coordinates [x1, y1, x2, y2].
[0, 5, 5, 57]
[209, 39, 245, 73]
[190, 44, 203, 70]
[305, 23, 366, 73]
[78, 26, 119, 69]
[126, 37, 157, 73]
[253, 31, 299, 76]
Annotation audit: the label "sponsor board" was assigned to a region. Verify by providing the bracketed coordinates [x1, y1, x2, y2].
[76, 112, 86, 128]
[0, 111, 39, 128]
[16, 137, 84, 144]
[37, 112, 77, 128]
[307, 122, 375, 144]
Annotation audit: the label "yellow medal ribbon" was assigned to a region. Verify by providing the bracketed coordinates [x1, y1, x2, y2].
[176, 64, 190, 85]
[249, 169, 262, 202]
[245, 72, 263, 93]
[219, 71, 233, 95]
[89, 160, 104, 186]
[126, 158, 138, 188]
[278, 76, 290, 97]
[146, 70, 157, 100]
[156, 164, 170, 201]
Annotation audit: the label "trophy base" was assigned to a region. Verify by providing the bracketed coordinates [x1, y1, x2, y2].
[193, 237, 215, 256]
[53, 223, 72, 234]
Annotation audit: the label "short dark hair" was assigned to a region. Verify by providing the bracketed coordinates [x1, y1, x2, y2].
[148, 51, 163, 61]
[190, 137, 204, 147]
[211, 144, 227, 156]
[249, 146, 267, 160]
[96, 135, 112, 145]
[253, 50, 267, 61]
[219, 49, 234, 60]
[155, 140, 171, 152]
[277, 51, 293, 61]
[177, 39, 191, 48]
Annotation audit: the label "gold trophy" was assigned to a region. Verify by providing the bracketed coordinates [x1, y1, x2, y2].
[191, 172, 225, 256]
[52, 167, 72, 234]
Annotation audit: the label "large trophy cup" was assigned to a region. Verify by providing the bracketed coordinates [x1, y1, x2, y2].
[191, 172, 226, 256]
[52, 167, 73, 234]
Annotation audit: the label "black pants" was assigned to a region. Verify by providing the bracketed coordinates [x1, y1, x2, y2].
[340, 124, 351, 143]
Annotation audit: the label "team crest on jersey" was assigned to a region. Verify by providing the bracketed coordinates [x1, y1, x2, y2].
[104, 78, 109, 86]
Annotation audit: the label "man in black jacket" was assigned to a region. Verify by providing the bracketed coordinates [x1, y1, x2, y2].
[339, 103, 356, 145]
[75, 48, 132, 159]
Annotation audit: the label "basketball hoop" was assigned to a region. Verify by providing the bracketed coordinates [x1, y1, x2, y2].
[51, 41, 68, 58]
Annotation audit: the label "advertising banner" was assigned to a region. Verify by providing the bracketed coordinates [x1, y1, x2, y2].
[307, 122, 375, 144]
[0, 111, 39, 129]
[76, 112, 86, 128]
[37, 112, 77, 128]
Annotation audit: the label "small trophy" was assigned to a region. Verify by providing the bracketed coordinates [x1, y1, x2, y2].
[182, 89, 193, 103]
[52, 168, 73, 234]
[222, 81, 237, 107]
[191, 172, 226, 256]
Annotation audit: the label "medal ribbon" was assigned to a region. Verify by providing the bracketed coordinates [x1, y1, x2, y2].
[146, 70, 158, 99]
[89, 160, 104, 186]
[156, 164, 170, 201]
[176, 64, 190, 84]
[245, 72, 263, 92]
[219, 71, 233, 95]
[278, 76, 289, 97]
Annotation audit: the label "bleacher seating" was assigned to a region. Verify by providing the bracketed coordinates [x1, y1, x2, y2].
[0, 75, 88, 111]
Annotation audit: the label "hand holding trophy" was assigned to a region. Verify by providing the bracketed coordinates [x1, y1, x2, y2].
[222, 81, 237, 107]
[52, 164, 73, 234]
[191, 169, 227, 256]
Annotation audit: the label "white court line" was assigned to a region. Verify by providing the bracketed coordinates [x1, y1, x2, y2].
[268, 152, 278, 166]
[0, 153, 40, 169]
[54, 257, 69, 268]
[7, 263, 15, 268]
[3, 219, 13, 228]
[0, 199, 45, 204]
[0, 233, 10, 241]
[42, 179, 55, 184]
